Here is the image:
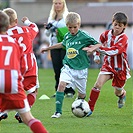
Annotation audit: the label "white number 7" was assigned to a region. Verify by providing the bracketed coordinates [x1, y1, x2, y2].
[2, 46, 13, 65]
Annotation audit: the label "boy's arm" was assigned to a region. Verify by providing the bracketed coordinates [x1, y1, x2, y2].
[83, 43, 101, 64]
[82, 43, 102, 53]
[21, 17, 39, 33]
[93, 51, 100, 64]
[40, 43, 63, 53]
[98, 33, 128, 56]
[99, 37, 128, 56]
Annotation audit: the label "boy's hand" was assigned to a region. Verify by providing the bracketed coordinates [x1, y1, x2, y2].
[94, 55, 100, 64]
[21, 17, 29, 23]
[94, 59, 100, 64]
[40, 47, 48, 53]
[82, 46, 94, 54]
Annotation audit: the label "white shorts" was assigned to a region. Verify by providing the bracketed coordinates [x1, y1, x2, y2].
[60, 65, 88, 94]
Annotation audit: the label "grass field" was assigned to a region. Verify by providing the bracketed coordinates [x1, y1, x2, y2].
[0, 68, 133, 133]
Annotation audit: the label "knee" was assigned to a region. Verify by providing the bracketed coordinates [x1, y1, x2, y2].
[95, 81, 102, 89]
[58, 82, 66, 91]
[29, 90, 38, 98]
[114, 87, 123, 96]
[78, 93, 86, 99]
[34, 89, 38, 95]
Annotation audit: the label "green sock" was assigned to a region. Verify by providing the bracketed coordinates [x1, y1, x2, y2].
[55, 91, 64, 114]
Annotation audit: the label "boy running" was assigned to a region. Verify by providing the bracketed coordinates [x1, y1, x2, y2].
[41, 12, 101, 118]
[83, 12, 131, 116]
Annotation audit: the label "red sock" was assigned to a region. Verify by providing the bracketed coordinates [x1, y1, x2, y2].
[27, 93, 36, 107]
[28, 119, 48, 133]
[88, 87, 100, 111]
[0, 97, 2, 112]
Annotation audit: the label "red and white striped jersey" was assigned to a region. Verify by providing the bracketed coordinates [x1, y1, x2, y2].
[0, 35, 25, 99]
[98, 30, 130, 73]
[6, 21, 39, 76]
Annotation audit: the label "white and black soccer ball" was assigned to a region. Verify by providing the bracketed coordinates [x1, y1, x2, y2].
[71, 99, 90, 118]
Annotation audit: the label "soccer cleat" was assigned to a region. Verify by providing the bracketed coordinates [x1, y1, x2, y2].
[118, 95, 126, 108]
[86, 110, 93, 117]
[117, 90, 126, 108]
[65, 93, 74, 98]
[0, 113, 8, 121]
[51, 93, 56, 98]
[15, 113, 23, 123]
[51, 112, 61, 118]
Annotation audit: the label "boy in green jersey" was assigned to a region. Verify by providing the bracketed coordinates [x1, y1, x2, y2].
[41, 12, 101, 118]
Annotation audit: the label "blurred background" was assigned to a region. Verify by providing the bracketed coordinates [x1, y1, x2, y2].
[0, 0, 133, 69]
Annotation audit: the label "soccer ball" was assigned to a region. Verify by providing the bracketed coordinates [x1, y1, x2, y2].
[71, 99, 90, 118]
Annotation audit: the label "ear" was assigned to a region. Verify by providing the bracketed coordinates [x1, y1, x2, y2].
[15, 19, 18, 24]
[78, 22, 81, 27]
[125, 24, 128, 28]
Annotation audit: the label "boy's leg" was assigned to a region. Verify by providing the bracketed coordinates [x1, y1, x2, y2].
[15, 90, 38, 123]
[0, 97, 2, 112]
[87, 73, 111, 116]
[0, 98, 8, 121]
[15, 77, 38, 123]
[113, 75, 127, 108]
[88, 87, 100, 112]
[27, 90, 38, 107]
[20, 111, 48, 133]
[51, 91, 64, 118]
[64, 87, 75, 98]
[23, 76, 38, 107]
[117, 89, 126, 108]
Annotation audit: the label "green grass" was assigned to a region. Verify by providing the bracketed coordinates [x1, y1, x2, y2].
[0, 69, 133, 133]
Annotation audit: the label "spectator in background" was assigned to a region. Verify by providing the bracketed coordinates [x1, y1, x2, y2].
[44, 0, 75, 98]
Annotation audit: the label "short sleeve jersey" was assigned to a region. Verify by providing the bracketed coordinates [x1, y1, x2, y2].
[62, 30, 99, 70]
[0, 35, 26, 100]
[7, 23, 39, 76]
[7, 24, 38, 54]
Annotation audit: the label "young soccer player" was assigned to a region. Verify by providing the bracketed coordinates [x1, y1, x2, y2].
[41, 12, 101, 118]
[0, 10, 48, 133]
[83, 12, 131, 116]
[0, 8, 39, 123]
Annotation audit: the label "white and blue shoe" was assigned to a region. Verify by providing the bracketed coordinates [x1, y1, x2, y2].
[118, 90, 126, 108]
[118, 95, 126, 108]
[51, 112, 62, 118]
[86, 110, 93, 117]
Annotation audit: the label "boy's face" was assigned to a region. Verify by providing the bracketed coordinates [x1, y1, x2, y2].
[67, 23, 80, 35]
[112, 20, 126, 36]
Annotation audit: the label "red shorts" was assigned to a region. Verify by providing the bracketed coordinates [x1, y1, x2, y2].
[0, 94, 30, 113]
[100, 65, 127, 88]
[21, 53, 39, 93]
[23, 76, 39, 94]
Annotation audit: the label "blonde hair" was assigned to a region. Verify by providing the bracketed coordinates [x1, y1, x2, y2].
[3, 8, 17, 25]
[49, 0, 68, 20]
[0, 11, 9, 32]
[65, 12, 81, 25]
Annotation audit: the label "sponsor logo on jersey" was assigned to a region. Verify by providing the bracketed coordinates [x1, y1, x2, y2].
[67, 48, 79, 59]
